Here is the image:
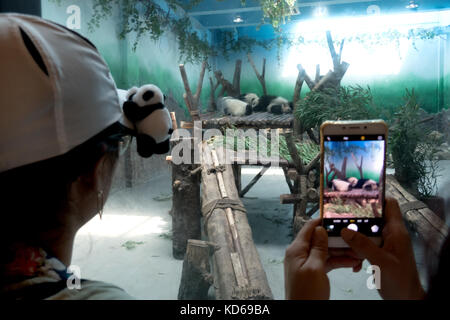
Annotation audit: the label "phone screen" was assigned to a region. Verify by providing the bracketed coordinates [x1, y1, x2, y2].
[322, 134, 386, 237]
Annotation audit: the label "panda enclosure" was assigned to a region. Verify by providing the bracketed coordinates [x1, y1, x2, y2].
[168, 31, 448, 300]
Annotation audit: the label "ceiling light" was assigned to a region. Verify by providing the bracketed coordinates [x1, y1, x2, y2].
[406, 1, 419, 9]
[233, 16, 243, 23]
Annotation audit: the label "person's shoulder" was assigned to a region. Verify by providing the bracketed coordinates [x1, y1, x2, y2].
[46, 280, 136, 300]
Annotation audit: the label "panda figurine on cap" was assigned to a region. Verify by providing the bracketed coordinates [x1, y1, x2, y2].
[120, 84, 173, 158]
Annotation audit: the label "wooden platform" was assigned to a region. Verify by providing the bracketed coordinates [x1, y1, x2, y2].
[201, 112, 293, 129]
[324, 189, 379, 199]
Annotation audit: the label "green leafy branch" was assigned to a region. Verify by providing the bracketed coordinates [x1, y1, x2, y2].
[86, 0, 216, 64]
[390, 89, 443, 197]
[295, 85, 380, 130]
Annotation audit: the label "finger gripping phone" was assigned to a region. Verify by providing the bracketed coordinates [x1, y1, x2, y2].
[320, 120, 387, 248]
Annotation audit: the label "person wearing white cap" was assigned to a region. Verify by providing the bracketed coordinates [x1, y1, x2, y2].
[0, 13, 144, 299]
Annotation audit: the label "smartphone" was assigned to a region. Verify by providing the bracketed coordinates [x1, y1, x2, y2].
[320, 120, 388, 248]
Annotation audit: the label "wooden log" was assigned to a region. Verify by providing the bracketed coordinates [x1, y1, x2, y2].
[232, 163, 242, 194]
[214, 68, 240, 98]
[305, 153, 321, 172]
[179, 62, 207, 121]
[313, 70, 334, 91]
[286, 133, 304, 173]
[248, 53, 267, 95]
[326, 31, 340, 72]
[180, 65, 196, 115]
[298, 64, 315, 90]
[208, 76, 219, 112]
[351, 152, 364, 179]
[200, 143, 273, 300]
[287, 168, 298, 181]
[315, 64, 321, 83]
[210, 149, 248, 281]
[336, 61, 350, 83]
[296, 174, 309, 217]
[170, 112, 178, 130]
[282, 166, 295, 194]
[232, 59, 242, 97]
[239, 164, 271, 197]
[338, 38, 345, 63]
[293, 65, 306, 106]
[171, 137, 202, 259]
[281, 194, 302, 204]
[194, 60, 208, 106]
[170, 111, 179, 141]
[324, 190, 379, 199]
[178, 239, 215, 300]
[306, 128, 319, 144]
[293, 65, 306, 138]
[386, 175, 448, 258]
[280, 194, 319, 204]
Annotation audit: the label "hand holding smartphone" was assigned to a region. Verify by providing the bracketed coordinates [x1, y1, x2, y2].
[320, 120, 388, 248]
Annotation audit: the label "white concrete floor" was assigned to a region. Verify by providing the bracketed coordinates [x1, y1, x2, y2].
[71, 161, 450, 300]
[71, 168, 181, 299]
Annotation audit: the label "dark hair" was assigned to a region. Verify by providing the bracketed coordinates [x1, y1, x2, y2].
[0, 122, 129, 244]
[426, 231, 450, 299]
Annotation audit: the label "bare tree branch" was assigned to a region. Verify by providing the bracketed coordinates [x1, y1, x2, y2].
[315, 64, 321, 83]
[232, 59, 242, 96]
[326, 30, 340, 72]
[351, 152, 364, 179]
[194, 60, 207, 105]
[338, 39, 345, 64]
[247, 53, 267, 95]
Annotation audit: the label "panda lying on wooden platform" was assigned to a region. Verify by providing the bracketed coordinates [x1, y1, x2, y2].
[217, 96, 253, 117]
[328, 177, 379, 192]
[216, 93, 293, 117]
[239, 93, 293, 115]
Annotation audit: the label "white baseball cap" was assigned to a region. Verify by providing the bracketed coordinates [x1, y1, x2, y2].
[0, 13, 123, 173]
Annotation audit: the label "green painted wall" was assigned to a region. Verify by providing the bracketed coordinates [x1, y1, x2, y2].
[216, 28, 450, 115]
[41, 1, 449, 116]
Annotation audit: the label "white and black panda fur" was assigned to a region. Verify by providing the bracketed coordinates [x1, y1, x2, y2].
[253, 95, 293, 114]
[217, 96, 252, 117]
[238, 93, 259, 109]
[120, 84, 173, 158]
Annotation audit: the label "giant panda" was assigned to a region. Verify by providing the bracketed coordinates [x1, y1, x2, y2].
[120, 84, 173, 158]
[253, 95, 293, 115]
[328, 179, 351, 192]
[217, 96, 252, 117]
[238, 93, 259, 109]
[347, 177, 379, 191]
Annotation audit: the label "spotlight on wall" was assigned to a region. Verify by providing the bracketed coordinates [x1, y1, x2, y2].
[233, 16, 244, 23]
[313, 6, 328, 18]
[406, 1, 419, 9]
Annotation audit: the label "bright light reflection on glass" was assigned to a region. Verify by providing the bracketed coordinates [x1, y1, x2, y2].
[76, 214, 168, 237]
[281, 9, 450, 78]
